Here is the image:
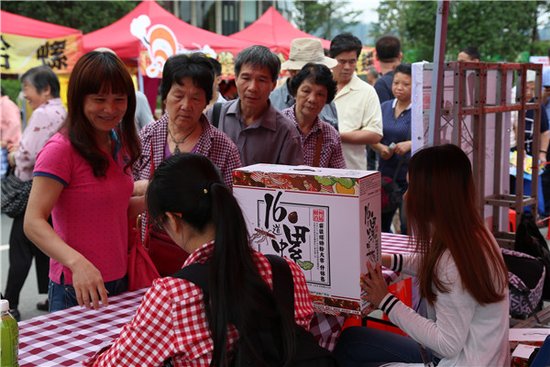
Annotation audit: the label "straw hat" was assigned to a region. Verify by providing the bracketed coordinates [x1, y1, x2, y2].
[281, 38, 338, 70]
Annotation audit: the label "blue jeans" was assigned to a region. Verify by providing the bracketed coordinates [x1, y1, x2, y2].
[48, 274, 128, 312]
[334, 326, 435, 367]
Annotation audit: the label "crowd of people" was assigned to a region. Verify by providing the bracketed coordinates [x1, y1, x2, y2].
[2, 30, 549, 366]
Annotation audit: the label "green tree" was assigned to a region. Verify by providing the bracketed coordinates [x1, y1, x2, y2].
[372, 0, 545, 62]
[295, 0, 362, 40]
[1, 1, 142, 34]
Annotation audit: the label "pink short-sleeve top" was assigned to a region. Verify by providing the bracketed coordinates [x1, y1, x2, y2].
[34, 132, 133, 285]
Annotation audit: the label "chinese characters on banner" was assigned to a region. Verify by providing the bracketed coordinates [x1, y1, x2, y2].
[0, 33, 82, 74]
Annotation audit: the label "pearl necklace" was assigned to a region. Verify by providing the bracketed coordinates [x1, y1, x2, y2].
[168, 125, 197, 155]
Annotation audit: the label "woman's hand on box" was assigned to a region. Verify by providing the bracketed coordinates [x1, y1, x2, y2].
[361, 261, 388, 308]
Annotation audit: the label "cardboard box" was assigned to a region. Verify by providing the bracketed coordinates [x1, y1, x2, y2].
[233, 164, 381, 316]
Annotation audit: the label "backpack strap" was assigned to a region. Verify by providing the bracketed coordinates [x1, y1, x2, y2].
[172, 262, 210, 292]
[172, 256, 298, 326]
[265, 254, 294, 318]
[211, 102, 222, 128]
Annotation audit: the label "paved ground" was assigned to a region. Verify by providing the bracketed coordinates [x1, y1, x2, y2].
[1, 213, 549, 322]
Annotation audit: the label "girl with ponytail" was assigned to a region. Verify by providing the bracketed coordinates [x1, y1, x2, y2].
[85, 153, 313, 366]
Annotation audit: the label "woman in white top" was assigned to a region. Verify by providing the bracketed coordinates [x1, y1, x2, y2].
[334, 144, 510, 367]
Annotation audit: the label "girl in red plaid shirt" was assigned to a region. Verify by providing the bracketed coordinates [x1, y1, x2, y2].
[85, 153, 313, 366]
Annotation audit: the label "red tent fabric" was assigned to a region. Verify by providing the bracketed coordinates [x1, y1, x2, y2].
[228, 7, 331, 58]
[83, 0, 250, 60]
[0, 10, 82, 38]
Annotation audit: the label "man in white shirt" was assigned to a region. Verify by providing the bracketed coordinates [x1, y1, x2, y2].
[329, 33, 382, 170]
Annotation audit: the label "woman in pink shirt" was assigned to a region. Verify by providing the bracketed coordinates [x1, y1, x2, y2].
[24, 51, 141, 312]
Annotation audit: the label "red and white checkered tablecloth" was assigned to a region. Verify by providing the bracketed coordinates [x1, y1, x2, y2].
[18, 288, 146, 367]
[18, 233, 413, 366]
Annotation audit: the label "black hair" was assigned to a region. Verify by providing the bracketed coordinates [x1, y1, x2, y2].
[208, 57, 222, 77]
[394, 63, 412, 77]
[20, 65, 61, 98]
[375, 35, 401, 62]
[460, 46, 480, 61]
[161, 53, 214, 103]
[66, 50, 139, 177]
[146, 153, 295, 367]
[329, 33, 362, 59]
[235, 45, 281, 82]
[289, 63, 337, 104]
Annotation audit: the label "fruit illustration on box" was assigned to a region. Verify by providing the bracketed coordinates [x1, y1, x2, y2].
[315, 176, 357, 195]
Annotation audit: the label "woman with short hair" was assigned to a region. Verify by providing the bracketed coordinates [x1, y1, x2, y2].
[282, 63, 346, 168]
[133, 53, 241, 191]
[4, 66, 66, 319]
[372, 63, 413, 234]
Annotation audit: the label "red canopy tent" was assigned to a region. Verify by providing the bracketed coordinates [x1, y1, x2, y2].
[83, 0, 250, 61]
[228, 7, 331, 58]
[0, 10, 82, 74]
[1, 10, 82, 38]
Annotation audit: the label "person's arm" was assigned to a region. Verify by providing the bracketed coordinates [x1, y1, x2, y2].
[340, 130, 382, 145]
[540, 130, 549, 164]
[133, 180, 149, 196]
[381, 253, 392, 268]
[371, 142, 392, 160]
[539, 108, 549, 164]
[24, 176, 108, 309]
[364, 253, 475, 358]
[394, 140, 412, 156]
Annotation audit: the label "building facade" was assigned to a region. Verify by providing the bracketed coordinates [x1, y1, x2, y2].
[165, 0, 293, 36]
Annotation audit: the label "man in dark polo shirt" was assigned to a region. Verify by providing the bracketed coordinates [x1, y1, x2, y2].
[206, 45, 303, 166]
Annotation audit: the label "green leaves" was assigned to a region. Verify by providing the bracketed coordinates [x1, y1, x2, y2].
[372, 0, 543, 62]
[294, 0, 363, 40]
